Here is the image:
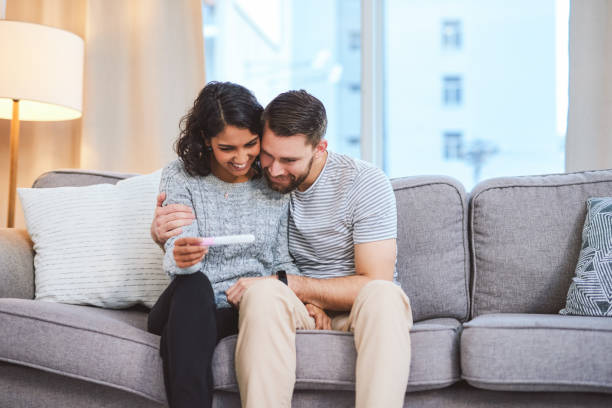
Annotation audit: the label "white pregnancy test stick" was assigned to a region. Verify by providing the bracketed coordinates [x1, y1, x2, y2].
[198, 234, 255, 246]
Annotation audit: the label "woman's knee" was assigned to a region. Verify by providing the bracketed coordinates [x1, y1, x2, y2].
[173, 273, 216, 304]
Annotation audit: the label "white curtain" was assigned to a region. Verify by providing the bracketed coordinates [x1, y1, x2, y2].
[81, 0, 205, 173]
[566, 0, 612, 171]
[1, 0, 205, 228]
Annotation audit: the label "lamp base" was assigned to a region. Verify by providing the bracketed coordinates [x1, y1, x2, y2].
[7, 99, 19, 228]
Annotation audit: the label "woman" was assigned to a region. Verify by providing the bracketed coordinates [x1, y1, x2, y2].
[147, 81, 298, 408]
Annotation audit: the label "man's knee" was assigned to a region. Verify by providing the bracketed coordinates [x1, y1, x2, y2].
[355, 280, 412, 320]
[240, 278, 288, 313]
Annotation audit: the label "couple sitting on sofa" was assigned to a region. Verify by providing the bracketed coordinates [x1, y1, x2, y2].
[148, 81, 413, 408]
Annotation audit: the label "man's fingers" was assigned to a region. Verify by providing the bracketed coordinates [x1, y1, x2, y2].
[156, 192, 166, 207]
[156, 203, 194, 217]
[166, 219, 195, 231]
[164, 228, 184, 239]
[165, 211, 196, 223]
[156, 215, 194, 231]
[157, 212, 195, 227]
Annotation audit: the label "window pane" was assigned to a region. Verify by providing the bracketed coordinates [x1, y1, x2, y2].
[383, 0, 569, 190]
[202, 0, 361, 158]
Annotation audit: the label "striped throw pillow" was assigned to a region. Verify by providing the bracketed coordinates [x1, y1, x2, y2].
[17, 170, 170, 308]
[560, 197, 612, 316]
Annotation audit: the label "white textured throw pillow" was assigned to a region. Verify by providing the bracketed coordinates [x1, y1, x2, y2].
[18, 170, 169, 308]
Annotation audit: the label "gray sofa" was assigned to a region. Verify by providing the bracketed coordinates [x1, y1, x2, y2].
[1, 168, 611, 407]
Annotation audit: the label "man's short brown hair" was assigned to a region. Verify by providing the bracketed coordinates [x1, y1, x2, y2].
[262, 90, 327, 146]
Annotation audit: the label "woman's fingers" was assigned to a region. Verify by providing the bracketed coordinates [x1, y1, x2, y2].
[175, 245, 207, 256]
[175, 237, 205, 246]
[306, 304, 331, 330]
[173, 238, 207, 267]
[177, 252, 204, 263]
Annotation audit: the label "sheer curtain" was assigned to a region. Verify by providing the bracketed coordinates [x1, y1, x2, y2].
[81, 0, 205, 173]
[566, 0, 612, 172]
[1, 0, 204, 228]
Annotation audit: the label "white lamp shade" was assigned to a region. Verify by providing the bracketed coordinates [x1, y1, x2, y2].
[0, 20, 84, 121]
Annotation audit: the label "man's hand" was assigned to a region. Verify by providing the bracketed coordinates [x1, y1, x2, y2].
[173, 237, 208, 268]
[305, 303, 331, 330]
[226, 277, 272, 308]
[151, 192, 195, 246]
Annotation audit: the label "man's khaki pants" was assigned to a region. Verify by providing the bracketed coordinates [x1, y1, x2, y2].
[235, 279, 413, 408]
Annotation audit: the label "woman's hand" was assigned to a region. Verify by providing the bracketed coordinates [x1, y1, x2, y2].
[226, 277, 272, 308]
[305, 304, 332, 330]
[173, 237, 208, 268]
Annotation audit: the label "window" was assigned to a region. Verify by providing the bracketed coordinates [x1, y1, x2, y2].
[443, 76, 462, 106]
[383, 0, 569, 190]
[443, 132, 463, 159]
[442, 20, 462, 49]
[202, 0, 361, 159]
[202, 0, 570, 191]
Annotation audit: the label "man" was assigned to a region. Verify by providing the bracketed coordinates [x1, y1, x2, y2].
[151, 90, 413, 408]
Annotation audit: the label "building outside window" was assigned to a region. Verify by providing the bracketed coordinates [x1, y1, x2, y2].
[384, 0, 569, 190]
[443, 75, 462, 106]
[442, 19, 462, 49]
[443, 131, 463, 159]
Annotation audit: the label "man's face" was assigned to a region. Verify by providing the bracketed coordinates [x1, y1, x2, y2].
[260, 125, 316, 193]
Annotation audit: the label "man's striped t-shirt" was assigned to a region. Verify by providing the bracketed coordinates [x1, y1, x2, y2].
[288, 151, 397, 280]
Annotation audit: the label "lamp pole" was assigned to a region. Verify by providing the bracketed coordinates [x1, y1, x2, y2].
[7, 99, 19, 228]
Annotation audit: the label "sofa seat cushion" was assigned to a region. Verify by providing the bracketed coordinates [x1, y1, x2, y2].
[461, 313, 612, 393]
[0, 298, 165, 403]
[212, 317, 461, 393]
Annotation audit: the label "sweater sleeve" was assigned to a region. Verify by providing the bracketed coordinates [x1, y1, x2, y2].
[160, 161, 202, 276]
[272, 201, 301, 276]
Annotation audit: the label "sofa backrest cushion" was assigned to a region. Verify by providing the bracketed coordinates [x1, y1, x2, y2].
[34, 170, 471, 322]
[33, 169, 136, 188]
[469, 169, 612, 318]
[393, 176, 469, 322]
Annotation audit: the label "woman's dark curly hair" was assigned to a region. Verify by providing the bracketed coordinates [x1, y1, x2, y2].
[175, 81, 263, 177]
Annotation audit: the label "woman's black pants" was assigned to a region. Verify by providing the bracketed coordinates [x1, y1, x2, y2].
[147, 273, 238, 408]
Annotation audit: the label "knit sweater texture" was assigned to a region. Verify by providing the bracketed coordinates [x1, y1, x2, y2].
[160, 159, 299, 308]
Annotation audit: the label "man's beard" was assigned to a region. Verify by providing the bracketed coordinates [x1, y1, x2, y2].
[264, 157, 314, 194]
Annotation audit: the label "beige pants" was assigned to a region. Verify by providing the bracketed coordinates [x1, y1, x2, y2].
[235, 279, 413, 408]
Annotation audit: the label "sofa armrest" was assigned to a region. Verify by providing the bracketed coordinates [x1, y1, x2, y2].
[0, 228, 34, 299]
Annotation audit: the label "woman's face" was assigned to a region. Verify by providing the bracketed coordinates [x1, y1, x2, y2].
[207, 125, 260, 183]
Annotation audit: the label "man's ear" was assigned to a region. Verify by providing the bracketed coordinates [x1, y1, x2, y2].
[315, 140, 328, 157]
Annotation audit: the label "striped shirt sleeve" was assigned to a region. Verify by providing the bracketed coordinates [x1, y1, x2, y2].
[351, 166, 397, 244]
[272, 201, 301, 275]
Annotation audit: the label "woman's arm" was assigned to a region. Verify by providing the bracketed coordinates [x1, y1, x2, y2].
[159, 163, 204, 275]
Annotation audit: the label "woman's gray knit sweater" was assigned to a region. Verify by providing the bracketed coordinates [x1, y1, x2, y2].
[160, 159, 299, 308]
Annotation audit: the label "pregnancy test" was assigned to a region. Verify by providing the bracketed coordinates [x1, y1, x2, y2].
[198, 234, 255, 246]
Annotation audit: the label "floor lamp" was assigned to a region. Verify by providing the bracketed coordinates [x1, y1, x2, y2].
[0, 20, 84, 228]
